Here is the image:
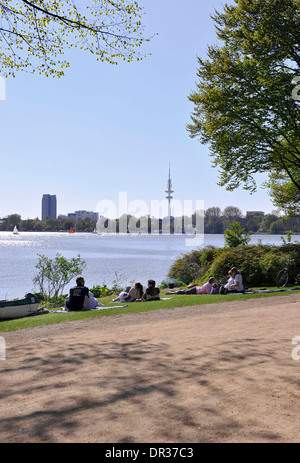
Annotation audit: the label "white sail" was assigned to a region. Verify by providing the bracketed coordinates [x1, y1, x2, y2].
[13, 226, 19, 234]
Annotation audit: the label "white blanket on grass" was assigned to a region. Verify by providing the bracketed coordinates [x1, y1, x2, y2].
[50, 297, 172, 314]
[51, 304, 128, 313]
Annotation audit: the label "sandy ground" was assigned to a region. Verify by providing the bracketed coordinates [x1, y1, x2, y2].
[0, 294, 300, 443]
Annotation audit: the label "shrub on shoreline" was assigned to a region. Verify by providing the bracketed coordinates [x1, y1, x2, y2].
[168, 243, 300, 287]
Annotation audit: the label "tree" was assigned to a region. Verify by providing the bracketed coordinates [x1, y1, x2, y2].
[224, 221, 251, 248]
[0, 0, 150, 77]
[21, 218, 39, 231]
[187, 0, 300, 208]
[33, 253, 86, 298]
[264, 169, 300, 217]
[223, 206, 243, 225]
[259, 213, 281, 232]
[204, 207, 224, 233]
[269, 220, 285, 234]
[7, 213, 21, 229]
[245, 213, 263, 233]
[205, 207, 221, 220]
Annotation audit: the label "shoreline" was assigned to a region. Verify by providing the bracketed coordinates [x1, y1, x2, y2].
[1, 229, 299, 235]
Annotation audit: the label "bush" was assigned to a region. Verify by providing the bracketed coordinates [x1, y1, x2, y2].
[167, 243, 300, 287]
[206, 245, 277, 286]
[33, 293, 68, 308]
[168, 246, 223, 284]
[89, 284, 113, 298]
[167, 250, 204, 284]
[159, 278, 185, 289]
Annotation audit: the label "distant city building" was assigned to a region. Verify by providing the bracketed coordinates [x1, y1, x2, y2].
[42, 194, 57, 220]
[246, 211, 265, 217]
[58, 210, 99, 222]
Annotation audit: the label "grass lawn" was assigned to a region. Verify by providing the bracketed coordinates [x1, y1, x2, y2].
[1, 288, 299, 333]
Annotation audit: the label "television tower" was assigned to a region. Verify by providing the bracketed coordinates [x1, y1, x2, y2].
[165, 164, 174, 217]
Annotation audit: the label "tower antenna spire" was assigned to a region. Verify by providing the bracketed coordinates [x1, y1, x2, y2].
[165, 163, 174, 217]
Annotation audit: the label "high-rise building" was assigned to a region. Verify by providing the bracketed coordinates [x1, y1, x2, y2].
[58, 210, 99, 222]
[41, 194, 57, 220]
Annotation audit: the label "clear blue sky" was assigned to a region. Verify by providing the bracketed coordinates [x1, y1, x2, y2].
[0, 0, 276, 220]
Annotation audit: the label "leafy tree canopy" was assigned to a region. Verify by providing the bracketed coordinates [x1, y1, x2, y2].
[264, 168, 300, 217]
[187, 0, 300, 212]
[33, 253, 86, 298]
[0, 0, 150, 77]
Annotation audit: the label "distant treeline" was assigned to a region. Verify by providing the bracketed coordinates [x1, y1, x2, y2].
[0, 214, 97, 233]
[1, 207, 300, 234]
[202, 206, 300, 234]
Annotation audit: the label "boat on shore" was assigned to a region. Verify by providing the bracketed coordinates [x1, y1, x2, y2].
[0, 293, 41, 320]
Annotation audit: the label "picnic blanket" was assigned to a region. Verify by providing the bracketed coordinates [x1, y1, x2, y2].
[49, 297, 172, 314]
[236, 287, 300, 294]
[51, 304, 128, 313]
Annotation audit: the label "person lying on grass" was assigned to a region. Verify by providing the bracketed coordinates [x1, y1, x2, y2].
[166, 277, 217, 295]
[112, 282, 144, 302]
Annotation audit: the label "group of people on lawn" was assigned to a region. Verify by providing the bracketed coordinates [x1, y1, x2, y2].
[166, 266, 244, 296]
[65, 277, 160, 311]
[65, 267, 243, 311]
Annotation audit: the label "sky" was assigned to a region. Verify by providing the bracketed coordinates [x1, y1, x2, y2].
[0, 0, 277, 220]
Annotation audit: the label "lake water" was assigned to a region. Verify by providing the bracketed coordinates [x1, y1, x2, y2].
[0, 231, 297, 299]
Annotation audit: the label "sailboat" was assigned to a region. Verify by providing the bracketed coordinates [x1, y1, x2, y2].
[13, 225, 19, 235]
[69, 226, 74, 233]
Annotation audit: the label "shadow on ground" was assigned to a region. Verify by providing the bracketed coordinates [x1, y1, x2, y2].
[0, 334, 298, 443]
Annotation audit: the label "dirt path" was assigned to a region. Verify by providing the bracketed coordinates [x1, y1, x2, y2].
[1, 294, 300, 443]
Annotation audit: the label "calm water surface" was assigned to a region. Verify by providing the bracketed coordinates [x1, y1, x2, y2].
[0, 232, 297, 299]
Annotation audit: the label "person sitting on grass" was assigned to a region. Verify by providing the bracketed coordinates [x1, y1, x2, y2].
[65, 276, 91, 311]
[88, 291, 99, 309]
[220, 267, 244, 294]
[225, 270, 235, 290]
[228, 267, 244, 292]
[166, 277, 217, 295]
[112, 282, 144, 302]
[128, 282, 144, 301]
[142, 279, 160, 301]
